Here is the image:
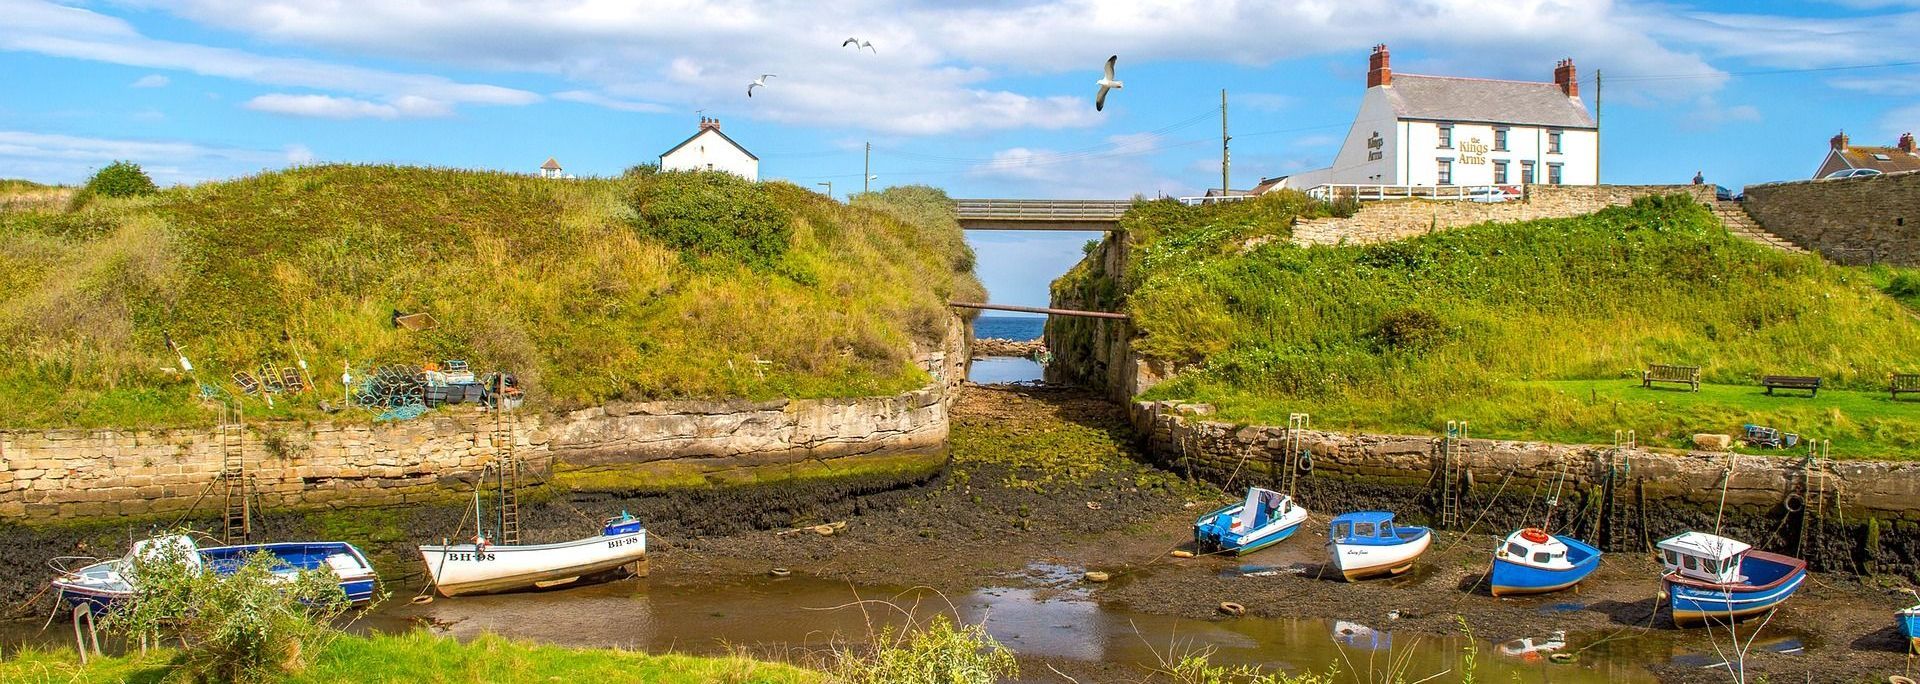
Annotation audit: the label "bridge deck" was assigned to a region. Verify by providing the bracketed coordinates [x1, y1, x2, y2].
[950, 301, 1127, 320]
[954, 199, 1131, 230]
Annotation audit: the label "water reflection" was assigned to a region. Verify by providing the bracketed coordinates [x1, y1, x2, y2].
[968, 356, 1044, 384]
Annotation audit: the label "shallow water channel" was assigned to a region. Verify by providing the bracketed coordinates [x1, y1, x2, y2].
[340, 565, 1666, 683]
[968, 356, 1045, 384]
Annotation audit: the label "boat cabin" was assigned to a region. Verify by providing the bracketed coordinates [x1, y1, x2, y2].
[1330, 511, 1410, 544]
[1499, 529, 1572, 569]
[1234, 488, 1292, 531]
[1657, 532, 1751, 584]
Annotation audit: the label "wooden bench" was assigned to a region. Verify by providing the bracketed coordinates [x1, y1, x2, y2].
[1895, 373, 1920, 400]
[1761, 375, 1822, 397]
[1642, 364, 1700, 391]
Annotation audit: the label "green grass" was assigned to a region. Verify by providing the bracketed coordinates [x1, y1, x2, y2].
[0, 631, 822, 684]
[0, 166, 982, 429]
[1861, 263, 1920, 313]
[1064, 192, 1920, 459]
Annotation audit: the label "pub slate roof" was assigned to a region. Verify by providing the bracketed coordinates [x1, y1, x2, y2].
[1384, 74, 1597, 129]
[1837, 146, 1920, 174]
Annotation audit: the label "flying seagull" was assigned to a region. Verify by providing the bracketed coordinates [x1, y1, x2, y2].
[747, 74, 776, 97]
[1095, 55, 1122, 111]
[842, 37, 876, 53]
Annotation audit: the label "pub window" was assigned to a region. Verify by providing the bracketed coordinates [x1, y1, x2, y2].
[1493, 160, 1508, 184]
[1548, 163, 1563, 185]
[1437, 124, 1453, 149]
[1520, 160, 1535, 183]
[1547, 130, 1563, 154]
[1436, 159, 1453, 185]
[1493, 127, 1509, 151]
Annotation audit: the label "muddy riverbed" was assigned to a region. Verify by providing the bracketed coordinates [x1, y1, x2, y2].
[6, 385, 1918, 682]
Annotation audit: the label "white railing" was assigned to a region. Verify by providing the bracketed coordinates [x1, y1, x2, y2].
[1305, 184, 1523, 203]
[1175, 195, 1254, 206]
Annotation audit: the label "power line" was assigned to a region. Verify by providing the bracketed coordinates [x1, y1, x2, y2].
[1580, 58, 1920, 85]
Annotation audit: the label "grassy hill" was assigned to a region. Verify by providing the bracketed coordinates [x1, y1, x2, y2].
[0, 165, 981, 428]
[1054, 193, 1920, 457]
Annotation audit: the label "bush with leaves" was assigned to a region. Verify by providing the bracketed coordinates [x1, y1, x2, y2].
[628, 170, 791, 269]
[72, 161, 158, 208]
[826, 615, 1017, 684]
[101, 536, 365, 683]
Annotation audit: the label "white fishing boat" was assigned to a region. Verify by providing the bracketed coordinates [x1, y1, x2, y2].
[1326, 511, 1432, 581]
[421, 512, 647, 597]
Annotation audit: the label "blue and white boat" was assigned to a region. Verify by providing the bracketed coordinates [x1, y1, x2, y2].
[1898, 600, 1920, 654]
[52, 535, 379, 613]
[1194, 487, 1310, 556]
[1657, 532, 1806, 627]
[1489, 528, 1603, 597]
[1327, 511, 1432, 581]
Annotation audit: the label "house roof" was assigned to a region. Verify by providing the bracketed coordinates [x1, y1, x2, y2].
[1383, 74, 1597, 129]
[660, 127, 759, 161]
[541, 157, 562, 170]
[1832, 146, 1920, 174]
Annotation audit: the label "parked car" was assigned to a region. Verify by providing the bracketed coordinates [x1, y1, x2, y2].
[1713, 185, 1735, 201]
[1824, 168, 1883, 179]
[1465, 186, 1517, 203]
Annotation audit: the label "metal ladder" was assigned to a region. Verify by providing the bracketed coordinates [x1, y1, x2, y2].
[1795, 440, 1830, 564]
[218, 409, 250, 544]
[1439, 421, 1468, 528]
[1602, 430, 1635, 548]
[1281, 413, 1310, 496]
[493, 410, 521, 545]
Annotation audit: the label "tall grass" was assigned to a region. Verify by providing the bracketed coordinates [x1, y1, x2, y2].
[1066, 193, 1920, 457]
[0, 165, 982, 428]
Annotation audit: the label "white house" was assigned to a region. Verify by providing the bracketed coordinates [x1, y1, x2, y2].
[1281, 45, 1598, 192]
[539, 157, 563, 179]
[659, 117, 759, 180]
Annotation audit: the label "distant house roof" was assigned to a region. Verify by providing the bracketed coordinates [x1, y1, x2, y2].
[1249, 176, 1287, 195]
[541, 157, 562, 170]
[1832, 146, 1920, 174]
[1384, 74, 1596, 129]
[660, 127, 759, 161]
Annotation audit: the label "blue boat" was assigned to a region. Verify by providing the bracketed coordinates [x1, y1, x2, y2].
[1899, 602, 1920, 654]
[1489, 528, 1603, 597]
[1194, 487, 1310, 556]
[1327, 511, 1431, 581]
[1657, 532, 1807, 627]
[53, 535, 379, 613]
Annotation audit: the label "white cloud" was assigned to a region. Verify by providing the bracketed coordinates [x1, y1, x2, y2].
[965, 133, 1200, 197]
[1681, 96, 1763, 131]
[130, 74, 169, 88]
[552, 90, 671, 114]
[284, 143, 314, 164]
[0, 130, 293, 184]
[1881, 103, 1920, 139]
[1237, 93, 1297, 113]
[244, 93, 453, 119]
[1647, 8, 1920, 70]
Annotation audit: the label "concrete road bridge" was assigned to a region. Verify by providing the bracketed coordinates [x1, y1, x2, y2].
[953, 198, 1132, 231]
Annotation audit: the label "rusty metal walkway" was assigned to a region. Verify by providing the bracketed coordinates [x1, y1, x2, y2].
[953, 199, 1131, 231]
[950, 302, 1127, 320]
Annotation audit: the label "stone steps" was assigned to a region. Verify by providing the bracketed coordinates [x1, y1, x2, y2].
[1712, 201, 1808, 254]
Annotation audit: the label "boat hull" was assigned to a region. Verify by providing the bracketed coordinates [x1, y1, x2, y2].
[1330, 531, 1431, 582]
[197, 541, 380, 605]
[1489, 537, 1603, 597]
[1194, 504, 1309, 556]
[421, 530, 647, 597]
[1899, 609, 1919, 654]
[1665, 566, 1806, 627]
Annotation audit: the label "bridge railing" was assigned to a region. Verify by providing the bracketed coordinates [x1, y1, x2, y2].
[952, 199, 1134, 221]
[1305, 184, 1522, 203]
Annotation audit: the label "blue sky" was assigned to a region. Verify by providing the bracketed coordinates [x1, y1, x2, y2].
[3, 1, 1916, 310]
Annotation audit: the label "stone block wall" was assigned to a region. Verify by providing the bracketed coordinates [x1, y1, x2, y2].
[1742, 171, 1920, 265]
[0, 317, 969, 523]
[1291, 184, 1715, 246]
[1134, 401, 1920, 575]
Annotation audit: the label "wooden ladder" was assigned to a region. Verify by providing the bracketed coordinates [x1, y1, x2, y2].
[1796, 441, 1830, 565]
[1439, 421, 1468, 528]
[218, 412, 250, 544]
[493, 411, 521, 545]
[1281, 413, 1309, 496]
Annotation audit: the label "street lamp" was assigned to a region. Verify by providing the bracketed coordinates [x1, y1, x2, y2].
[815, 181, 832, 199]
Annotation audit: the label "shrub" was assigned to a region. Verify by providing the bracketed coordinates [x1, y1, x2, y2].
[1888, 272, 1920, 299]
[827, 615, 1017, 684]
[101, 536, 365, 683]
[628, 171, 791, 268]
[72, 161, 158, 208]
[1375, 307, 1448, 351]
[1326, 196, 1361, 218]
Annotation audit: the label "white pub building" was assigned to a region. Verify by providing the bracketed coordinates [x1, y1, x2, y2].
[1282, 45, 1598, 194]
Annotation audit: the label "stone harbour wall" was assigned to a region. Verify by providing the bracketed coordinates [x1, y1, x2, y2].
[0, 317, 970, 523]
[1742, 170, 1920, 265]
[1134, 401, 1920, 576]
[1291, 184, 1716, 246]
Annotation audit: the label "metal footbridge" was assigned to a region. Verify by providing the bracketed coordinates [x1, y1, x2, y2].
[953, 199, 1132, 231]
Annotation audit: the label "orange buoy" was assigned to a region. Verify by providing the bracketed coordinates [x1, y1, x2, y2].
[1520, 528, 1550, 544]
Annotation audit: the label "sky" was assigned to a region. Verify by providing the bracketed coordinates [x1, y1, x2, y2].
[3, 1, 1917, 311]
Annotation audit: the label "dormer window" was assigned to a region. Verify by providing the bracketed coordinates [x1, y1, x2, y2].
[1437, 124, 1454, 149]
[1547, 130, 1563, 154]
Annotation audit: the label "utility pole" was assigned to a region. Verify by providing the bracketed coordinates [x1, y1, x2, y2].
[1220, 89, 1231, 199]
[1594, 70, 1603, 183]
[863, 142, 872, 195]
[816, 181, 832, 199]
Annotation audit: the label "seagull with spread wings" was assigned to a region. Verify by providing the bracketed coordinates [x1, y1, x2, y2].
[842, 37, 876, 53]
[747, 74, 776, 97]
[1095, 55, 1122, 111]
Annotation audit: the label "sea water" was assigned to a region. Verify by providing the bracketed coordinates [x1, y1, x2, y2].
[973, 315, 1044, 341]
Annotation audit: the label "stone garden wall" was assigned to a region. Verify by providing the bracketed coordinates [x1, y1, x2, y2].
[1742, 170, 1920, 265]
[1291, 184, 1715, 246]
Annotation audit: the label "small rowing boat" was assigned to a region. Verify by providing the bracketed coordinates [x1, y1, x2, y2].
[1326, 511, 1430, 582]
[420, 512, 647, 597]
[1194, 487, 1310, 556]
[1489, 528, 1603, 597]
[1657, 531, 1806, 627]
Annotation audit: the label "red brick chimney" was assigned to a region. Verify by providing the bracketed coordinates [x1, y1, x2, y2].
[699, 116, 721, 132]
[1554, 58, 1577, 97]
[1367, 44, 1391, 88]
[1831, 131, 1849, 150]
[1901, 132, 1916, 154]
